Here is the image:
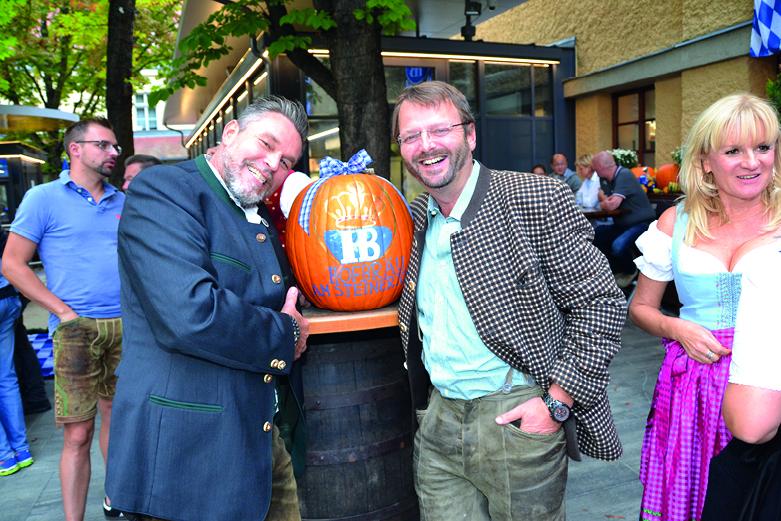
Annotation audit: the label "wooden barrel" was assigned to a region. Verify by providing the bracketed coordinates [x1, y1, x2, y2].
[297, 307, 418, 521]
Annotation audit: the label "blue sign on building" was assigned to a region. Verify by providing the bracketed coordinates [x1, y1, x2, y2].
[405, 67, 434, 87]
[0, 158, 9, 178]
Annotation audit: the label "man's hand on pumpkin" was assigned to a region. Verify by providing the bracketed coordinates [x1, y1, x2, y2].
[282, 287, 309, 359]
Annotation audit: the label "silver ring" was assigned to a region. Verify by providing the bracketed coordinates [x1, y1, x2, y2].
[706, 351, 716, 361]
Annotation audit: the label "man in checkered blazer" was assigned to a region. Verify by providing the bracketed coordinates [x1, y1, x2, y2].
[393, 81, 626, 520]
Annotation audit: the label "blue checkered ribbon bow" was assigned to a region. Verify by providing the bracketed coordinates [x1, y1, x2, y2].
[297, 150, 374, 234]
[319, 149, 373, 179]
[751, 0, 781, 57]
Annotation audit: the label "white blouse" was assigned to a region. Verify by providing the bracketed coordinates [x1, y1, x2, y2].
[635, 221, 781, 391]
[633, 221, 737, 280]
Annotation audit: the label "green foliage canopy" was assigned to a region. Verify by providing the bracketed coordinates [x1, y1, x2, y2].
[0, 0, 180, 112]
[151, 0, 414, 105]
[0, 0, 181, 173]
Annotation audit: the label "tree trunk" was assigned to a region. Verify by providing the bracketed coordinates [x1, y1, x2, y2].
[313, 0, 390, 179]
[106, 0, 136, 188]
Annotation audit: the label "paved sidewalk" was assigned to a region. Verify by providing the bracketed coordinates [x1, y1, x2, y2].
[2, 307, 663, 521]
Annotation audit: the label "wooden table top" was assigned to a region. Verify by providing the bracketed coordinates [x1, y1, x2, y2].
[302, 304, 399, 335]
[581, 207, 622, 220]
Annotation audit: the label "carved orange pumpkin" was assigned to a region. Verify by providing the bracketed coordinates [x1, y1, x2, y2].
[286, 173, 413, 311]
[655, 163, 680, 190]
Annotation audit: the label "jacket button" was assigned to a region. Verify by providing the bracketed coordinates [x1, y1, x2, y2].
[256, 233, 267, 243]
[399, 323, 408, 333]
[277, 360, 287, 370]
[270, 359, 280, 369]
[271, 274, 282, 284]
[263, 422, 272, 432]
[407, 281, 415, 291]
[263, 374, 273, 383]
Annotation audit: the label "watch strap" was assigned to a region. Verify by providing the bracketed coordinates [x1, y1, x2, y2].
[288, 314, 301, 344]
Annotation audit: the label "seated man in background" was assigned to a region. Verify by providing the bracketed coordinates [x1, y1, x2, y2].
[591, 150, 655, 287]
[549, 153, 581, 193]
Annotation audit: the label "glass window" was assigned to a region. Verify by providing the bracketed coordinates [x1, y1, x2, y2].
[485, 63, 532, 116]
[449, 61, 477, 114]
[644, 152, 655, 168]
[252, 72, 268, 100]
[224, 104, 234, 124]
[307, 119, 340, 176]
[135, 106, 145, 130]
[148, 103, 157, 130]
[483, 117, 533, 171]
[209, 122, 217, 147]
[645, 89, 655, 119]
[617, 94, 638, 124]
[533, 65, 552, 117]
[385, 66, 434, 103]
[305, 57, 337, 117]
[0, 184, 9, 223]
[613, 87, 655, 166]
[645, 120, 656, 152]
[237, 89, 249, 114]
[535, 119, 554, 168]
[617, 124, 639, 150]
[214, 116, 224, 140]
[305, 76, 338, 117]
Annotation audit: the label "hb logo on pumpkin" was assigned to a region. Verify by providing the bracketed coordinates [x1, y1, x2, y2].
[324, 226, 394, 264]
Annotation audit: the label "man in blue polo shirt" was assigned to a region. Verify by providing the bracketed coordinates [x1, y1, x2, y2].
[2, 117, 125, 521]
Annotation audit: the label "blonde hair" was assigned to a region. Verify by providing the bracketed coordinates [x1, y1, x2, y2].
[574, 153, 593, 168]
[679, 93, 781, 244]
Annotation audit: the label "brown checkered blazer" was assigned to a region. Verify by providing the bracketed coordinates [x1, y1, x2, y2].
[398, 164, 626, 460]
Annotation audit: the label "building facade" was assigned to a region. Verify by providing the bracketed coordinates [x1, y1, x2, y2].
[170, 36, 575, 200]
[476, 0, 776, 167]
[132, 69, 192, 163]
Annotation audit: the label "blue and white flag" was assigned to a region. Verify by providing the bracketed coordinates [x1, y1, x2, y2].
[751, 0, 781, 57]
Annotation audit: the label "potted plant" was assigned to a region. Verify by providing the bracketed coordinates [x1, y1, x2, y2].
[611, 148, 639, 169]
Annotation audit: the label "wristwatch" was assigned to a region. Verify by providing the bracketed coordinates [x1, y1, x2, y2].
[542, 392, 571, 423]
[288, 315, 301, 344]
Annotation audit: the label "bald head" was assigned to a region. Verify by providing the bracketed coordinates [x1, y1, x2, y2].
[591, 151, 617, 180]
[550, 154, 568, 176]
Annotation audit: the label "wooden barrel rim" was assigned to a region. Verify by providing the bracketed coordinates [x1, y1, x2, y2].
[305, 433, 412, 466]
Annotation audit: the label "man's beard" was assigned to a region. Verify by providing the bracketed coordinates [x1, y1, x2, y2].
[403, 136, 469, 190]
[96, 162, 113, 177]
[221, 153, 271, 208]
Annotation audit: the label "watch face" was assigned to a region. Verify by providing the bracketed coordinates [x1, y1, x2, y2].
[552, 404, 570, 422]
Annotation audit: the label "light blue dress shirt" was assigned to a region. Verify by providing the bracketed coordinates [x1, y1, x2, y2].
[416, 161, 528, 400]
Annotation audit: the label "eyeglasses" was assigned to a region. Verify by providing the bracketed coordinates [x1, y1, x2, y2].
[75, 140, 122, 155]
[397, 122, 469, 146]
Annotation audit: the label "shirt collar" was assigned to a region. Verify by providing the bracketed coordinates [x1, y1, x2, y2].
[58, 170, 119, 198]
[426, 160, 480, 222]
